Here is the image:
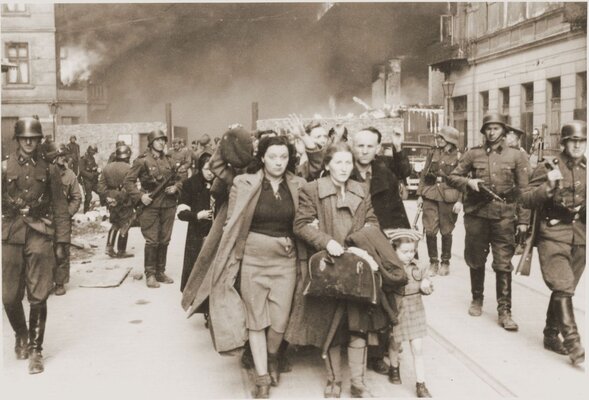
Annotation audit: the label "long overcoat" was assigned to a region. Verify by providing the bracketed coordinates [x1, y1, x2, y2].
[188, 170, 306, 353]
[284, 176, 388, 348]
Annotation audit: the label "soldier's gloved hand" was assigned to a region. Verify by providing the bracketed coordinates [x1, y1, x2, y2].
[326, 240, 344, 257]
[55, 243, 67, 263]
[141, 194, 153, 206]
[467, 179, 484, 192]
[452, 201, 463, 214]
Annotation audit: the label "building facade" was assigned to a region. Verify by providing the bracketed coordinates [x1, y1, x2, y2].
[1, 3, 107, 159]
[430, 2, 587, 150]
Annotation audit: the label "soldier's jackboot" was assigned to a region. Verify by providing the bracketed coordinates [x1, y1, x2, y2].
[543, 293, 567, 355]
[554, 295, 585, 366]
[144, 246, 160, 288]
[105, 227, 118, 258]
[116, 234, 134, 258]
[349, 346, 374, 398]
[28, 302, 47, 374]
[496, 271, 518, 331]
[155, 245, 174, 284]
[324, 346, 343, 398]
[4, 302, 29, 360]
[438, 234, 452, 276]
[468, 268, 485, 316]
[425, 235, 439, 276]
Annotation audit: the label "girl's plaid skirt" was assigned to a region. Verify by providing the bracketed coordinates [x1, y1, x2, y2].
[392, 293, 427, 343]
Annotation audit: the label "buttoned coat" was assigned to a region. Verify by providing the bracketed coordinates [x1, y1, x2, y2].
[284, 176, 387, 348]
[189, 170, 306, 353]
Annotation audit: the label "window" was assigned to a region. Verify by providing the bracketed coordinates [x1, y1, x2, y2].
[575, 72, 586, 121]
[452, 95, 468, 149]
[547, 77, 561, 136]
[5, 43, 29, 84]
[521, 82, 534, 135]
[499, 87, 510, 120]
[2, 4, 28, 13]
[480, 91, 489, 126]
[61, 116, 80, 125]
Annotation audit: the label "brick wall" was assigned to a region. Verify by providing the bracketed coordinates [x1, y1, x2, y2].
[56, 122, 166, 167]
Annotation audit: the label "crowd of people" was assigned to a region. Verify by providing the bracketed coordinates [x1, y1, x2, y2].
[1, 113, 585, 400]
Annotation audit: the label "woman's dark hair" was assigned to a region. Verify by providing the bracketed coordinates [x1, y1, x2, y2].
[197, 152, 212, 172]
[322, 142, 355, 175]
[247, 135, 297, 174]
[305, 120, 322, 134]
[328, 126, 349, 142]
[255, 129, 278, 139]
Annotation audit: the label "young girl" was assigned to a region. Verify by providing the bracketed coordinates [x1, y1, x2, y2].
[387, 229, 434, 398]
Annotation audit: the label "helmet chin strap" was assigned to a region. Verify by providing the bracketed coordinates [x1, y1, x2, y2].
[485, 133, 504, 145]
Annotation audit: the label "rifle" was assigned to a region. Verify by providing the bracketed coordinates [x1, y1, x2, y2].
[135, 166, 179, 215]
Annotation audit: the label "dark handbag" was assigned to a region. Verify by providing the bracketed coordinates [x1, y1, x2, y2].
[303, 250, 381, 304]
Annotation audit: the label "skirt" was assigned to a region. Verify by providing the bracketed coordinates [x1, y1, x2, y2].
[392, 293, 427, 343]
[240, 231, 297, 332]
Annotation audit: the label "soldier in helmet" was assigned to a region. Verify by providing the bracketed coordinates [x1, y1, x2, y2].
[79, 144, 100, 213]
[98, 144, 135, 258]
[417, 126, 463, 276]
[108, 140, 127, 164]
[2, 118, 71, 374]
[44, 144, 82, 295]
[124, 129, 182, 288]
[521, 121, 586, 366]
[169, 137, 191, 180]
[448, 113, 530, 331]
[66, 135, 80, 175]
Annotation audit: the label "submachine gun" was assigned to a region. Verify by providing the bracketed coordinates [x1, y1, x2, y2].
[135, 164, 180, 216]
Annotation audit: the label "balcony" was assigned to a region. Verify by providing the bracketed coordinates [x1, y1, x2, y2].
[428, 40, 469, 75]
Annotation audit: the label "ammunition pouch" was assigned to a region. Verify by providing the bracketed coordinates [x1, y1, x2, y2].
[544, 203, 585, 224]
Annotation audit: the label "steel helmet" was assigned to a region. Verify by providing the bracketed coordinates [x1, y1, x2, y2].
[115, 144, 132, 160]
[480, 113, 508, 134]
[505, 124, 525, 138]
[87, 145, 98, 154]
[437, 126, 460, 147]
[14, 117, 44, 139]
[560, 121, 587, 143]
[43, 142, 60, 162]
[147, 129, 167, 146]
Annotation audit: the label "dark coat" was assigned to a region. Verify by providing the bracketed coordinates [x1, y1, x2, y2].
[285, 177, 388, 348]
[178, 172, 213, 292]
[350, 157, 411, 230]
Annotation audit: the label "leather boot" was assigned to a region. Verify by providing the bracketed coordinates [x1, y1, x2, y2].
[416, 382, 432, 398]
[28, 302, 47, 374]
[543, 293, 567, 355]
[4, 302, 29, 360]
[278, 340, 292, 373]
[253, 374, 271, 399]
[324, 346, 342, 398]
[496, 271, 518, 331]
[155, 245, 174, 284]
[268, 352, 280, 387]
[348, 346, 374, 398]
[468, 268, 485, 316]
[144, 246, 160, 288]
[554, 295, 585, 365]
[388, 363, 401, 384]
[439, 234, 452, 276]
[425, 235, 439, 276]
[116, 234, 134, 258]
[105, 227, 118, 257]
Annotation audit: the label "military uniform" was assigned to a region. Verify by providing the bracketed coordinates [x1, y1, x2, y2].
[98, 154, 135, 258]
[66, 140, 80, 175]
[124, 137, 182, 286]
[521, 121, 586, 365]
[169, 146, 191, 180]
[448, 113, 530, 330]
[2, 118, 71, 374]
[79, 148, 100, 213]
[417, 146, 461, 273]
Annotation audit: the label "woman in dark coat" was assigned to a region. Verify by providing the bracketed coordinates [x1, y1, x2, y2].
[178, 153, 214, 292]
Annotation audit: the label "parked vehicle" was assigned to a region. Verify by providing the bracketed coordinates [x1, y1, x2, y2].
[402, 141, 433, 196]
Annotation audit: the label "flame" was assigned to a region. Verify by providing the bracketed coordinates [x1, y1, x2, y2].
[60, 46, 102, 86]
